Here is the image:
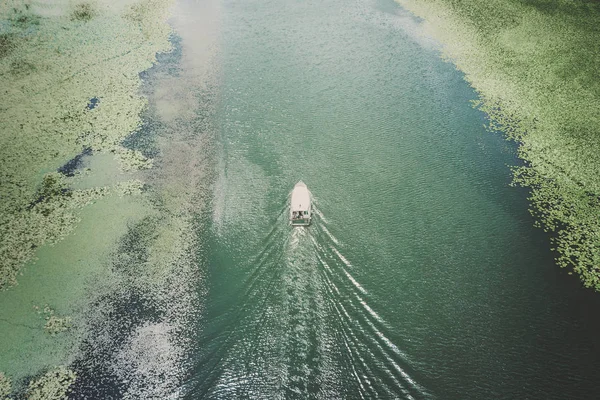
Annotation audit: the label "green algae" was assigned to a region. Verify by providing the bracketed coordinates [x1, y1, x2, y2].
[115, 179, 145, 196]
[10, 11, 41, 29]
[82, 177, 207, 398]
[0, 34, 16, 58]
[41, 306, 72, 335]
[0, 0, 175, 290]
[124, 0, 172, 39]
[0, 2, 211, 395]
[116, 148, 154, 171]
[0, 192, 151, 380]
[9, 57, 36, 76]
[25, 366, 75, 400]
[0, 366, 76, 400]
[0, 172, 110, 288]
[397, 0, 600, 289]
[0, 0, 182, 390]
[71, 31, 216, 396]
[0, 373, 11, 399]
[44, 316, 72, 335]
[71, 2, 96, 22]
[73, 173, 207, 397]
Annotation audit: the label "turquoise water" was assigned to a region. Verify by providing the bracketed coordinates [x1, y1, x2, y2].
[181, 0, 600, 398]
[34, 0, 599, 397]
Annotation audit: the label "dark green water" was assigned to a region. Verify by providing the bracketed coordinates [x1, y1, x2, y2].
[187, 0, 600, 398]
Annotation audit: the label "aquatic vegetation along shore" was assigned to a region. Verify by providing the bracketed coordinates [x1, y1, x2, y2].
[0, 0, 174, 289]
[25, 366, 76, 400]
[40, 305, 73, 335]
[397, 0, 600, 289]
[0, 373, 10, 399]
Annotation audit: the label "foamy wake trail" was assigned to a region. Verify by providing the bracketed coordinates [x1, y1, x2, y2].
[311, 205, 430, 398]
[202, 201, 429, 398]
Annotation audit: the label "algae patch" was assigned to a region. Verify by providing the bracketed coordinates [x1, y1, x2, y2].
[0, 367, 77, 400]
[68, 32, 214, 397]
[38, 305, 72, 335]
[71, 2, 96, 22]
[397, 0, 600, 289]
[0, 1, 209, 396]
[0, 0, 177, 390]
[1, 172, 109, 288]
[0, 0, 175, 289]
[25, 367, 76, 400]
[0, 373, 11, 399]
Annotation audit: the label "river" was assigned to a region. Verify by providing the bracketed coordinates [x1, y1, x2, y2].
[172, 0, 600, 398]
[3, 0, 600, 398]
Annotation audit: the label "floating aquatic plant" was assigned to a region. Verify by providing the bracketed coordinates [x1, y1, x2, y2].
[40, 305, 72, 335]
[0, 0, 175, 290]
[45, 315, 73, 335]
[71, 2, 96, 22]
[115, 179, 145, 196]
[0, 33, 15, 59]
[116, 148, 154, 171]
[398, 0, 600, 289]
[10, 12, 40, 28]
[0, 372, 11, 399]
[9, 58, 36, 76]
[25, 367, 76, 400]
[0, 171, 110, 288]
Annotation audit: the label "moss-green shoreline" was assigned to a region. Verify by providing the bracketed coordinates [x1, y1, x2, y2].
[0, 0, 172, 290]
[397, 0, 600, 289]
[0, 0, 176, 395]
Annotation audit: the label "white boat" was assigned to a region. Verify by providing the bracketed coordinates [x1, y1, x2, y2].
[290, 181, 311, 226]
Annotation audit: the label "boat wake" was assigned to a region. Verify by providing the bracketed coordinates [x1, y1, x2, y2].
[310, 202, 429, 399]
[193, 197, 431, 399]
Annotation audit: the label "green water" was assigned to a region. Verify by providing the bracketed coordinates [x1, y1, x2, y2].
[6, 0, 596, 397]
[186, 0, 600, 398]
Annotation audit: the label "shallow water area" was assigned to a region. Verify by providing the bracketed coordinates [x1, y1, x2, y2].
[0, 0, 197, 395]
[0, 192, 150, 380]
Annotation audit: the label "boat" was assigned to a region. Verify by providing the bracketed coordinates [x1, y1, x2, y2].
[290, 181, 311, 226]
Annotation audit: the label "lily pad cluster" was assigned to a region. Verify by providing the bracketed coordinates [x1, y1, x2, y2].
[398, 0, 600, 289]
[39, 305, 72, 335]
[0, 372, 11, 399]
[25, 367, 76, 400]
[0, 0, 174, 290]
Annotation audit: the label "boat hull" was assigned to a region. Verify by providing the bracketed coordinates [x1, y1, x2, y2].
[290, 181, 311, 226]
[291, 218, 309, 226]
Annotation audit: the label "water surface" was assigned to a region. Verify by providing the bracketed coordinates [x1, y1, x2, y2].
[171, 0, 600, 399]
